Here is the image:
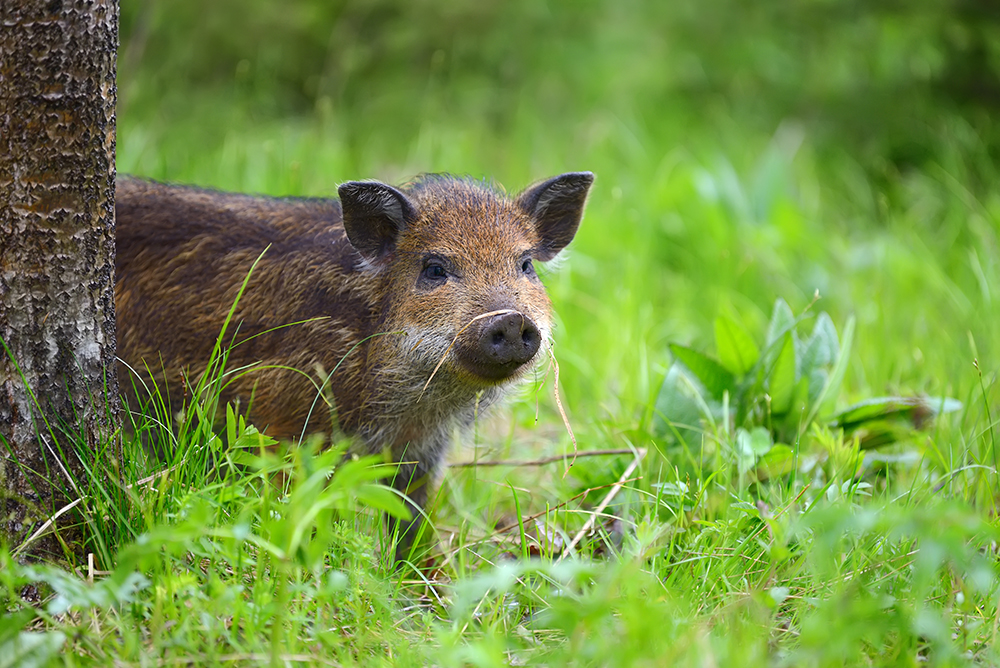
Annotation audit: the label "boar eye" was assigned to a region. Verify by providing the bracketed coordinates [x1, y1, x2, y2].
[422, 263, 448, 282]
[521, 258, 535, 275]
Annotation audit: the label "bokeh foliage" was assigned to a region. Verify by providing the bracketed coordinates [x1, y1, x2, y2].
[120, 0, 1000, 172]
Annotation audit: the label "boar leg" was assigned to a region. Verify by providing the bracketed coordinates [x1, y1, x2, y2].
[389, 459, 434, 564]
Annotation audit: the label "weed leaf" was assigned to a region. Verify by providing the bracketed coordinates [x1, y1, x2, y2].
[815, 315, 855, 418]
[766, 298, 795, 347]
[754, 443, 795, 481]
[736, 426, 773, 474]
[834, 395, 962, 432]
[654, 363, 718, 447]
[715, 313, 760, 376]
[803, 312, 839, 370]
[0, 632, 66, 668]
[768, 334, 797, 414]
[801, 312, 839, 403]
[668, 344, 735, 400]
[0, 610, 34, 646]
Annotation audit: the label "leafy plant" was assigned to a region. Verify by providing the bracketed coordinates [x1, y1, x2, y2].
[654, 299, 961, 474]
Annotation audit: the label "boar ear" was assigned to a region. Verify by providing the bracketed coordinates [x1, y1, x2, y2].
[338, 181, 418, 262]
[517, 172, 594, 261]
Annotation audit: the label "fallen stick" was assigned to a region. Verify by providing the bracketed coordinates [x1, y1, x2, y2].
[449, 447, 643, 468]
[557, 448, 646, 562]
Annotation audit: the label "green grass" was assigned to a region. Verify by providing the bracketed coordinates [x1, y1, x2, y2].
[4, 2, 1000, 665]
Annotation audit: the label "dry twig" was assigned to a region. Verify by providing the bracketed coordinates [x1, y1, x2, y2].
[556, 448, 646, 562]
[449, 448, 641, 468]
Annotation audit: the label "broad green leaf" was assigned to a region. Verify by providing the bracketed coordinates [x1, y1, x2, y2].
[793, 374, 812, 417]
[753, 444, 795, 481]
[354, 484, 411, 519]
[806, 367, 829, 406]
[737, 426, 773, 457]
[769, 586, 791, 605]
[924, 396, 963, 415]
[851, 421, 912, 450]
[668, 344, 735, 400]
[766, 298, 795, 347]
[730, 501, 760, 518]
[736, 426, 773, 476]
[227, 448, 261, 468]
[0, 632, 66, 668]
[0, 611, 34, 646]
[768, 334, 797, 414]
[10, 564, 149, 617]
[800, 313, 839, 407]
[654, 363, 717, 447]
[714, 313, 760, 376]
[833, 395, 962, 432]
[811, 314, 855, 419]
[833, 396, 924, 428]
[232, 424, 278, 451]
[801, 312, 839, 372]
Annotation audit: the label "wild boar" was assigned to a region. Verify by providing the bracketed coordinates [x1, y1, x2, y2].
[115, 171, 594, 559]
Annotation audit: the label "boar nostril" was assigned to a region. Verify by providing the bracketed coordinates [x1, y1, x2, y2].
[477, 312, 542, 373]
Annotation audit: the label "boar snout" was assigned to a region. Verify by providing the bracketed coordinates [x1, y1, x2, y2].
[457, 312, 542, 381]
[483, 312, 542, 366]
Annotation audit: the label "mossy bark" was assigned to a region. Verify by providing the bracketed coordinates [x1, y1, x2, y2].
[0, 0, 119, 561]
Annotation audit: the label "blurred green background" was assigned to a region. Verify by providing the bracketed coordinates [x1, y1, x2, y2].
[116, 0, 1000, 452]
[118, 0, 1000, 171]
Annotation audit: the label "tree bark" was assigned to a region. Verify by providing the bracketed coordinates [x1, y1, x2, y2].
[0, 0, 118, 560]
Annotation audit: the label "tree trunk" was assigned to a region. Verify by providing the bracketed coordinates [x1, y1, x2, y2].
[0, 0, 119, 561]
